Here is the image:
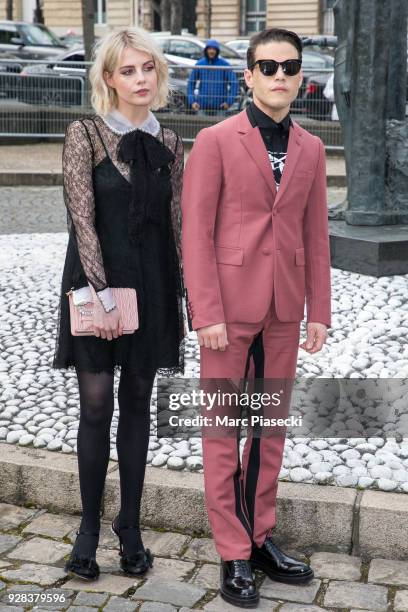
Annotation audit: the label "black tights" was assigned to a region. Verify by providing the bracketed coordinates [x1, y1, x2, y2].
[72, 367, 154, 558]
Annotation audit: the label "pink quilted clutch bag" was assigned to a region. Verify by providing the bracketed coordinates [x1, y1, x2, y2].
[66, 286, 138, 336]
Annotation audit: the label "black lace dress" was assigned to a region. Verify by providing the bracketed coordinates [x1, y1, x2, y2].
[52, 115, 185, 377]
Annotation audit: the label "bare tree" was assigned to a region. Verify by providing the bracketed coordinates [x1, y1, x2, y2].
[81, 0, 95, 107]
[161, 0, 171, 31]
[33, 0, 44, 24]
[6, 0, 13, 21]
[171, 0, 182, 34]
[81, 0, 96, 62]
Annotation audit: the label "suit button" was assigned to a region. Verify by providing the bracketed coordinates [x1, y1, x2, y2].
[262, 248, 271, 255]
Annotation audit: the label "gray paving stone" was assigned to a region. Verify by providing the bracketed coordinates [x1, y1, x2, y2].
[0, 563, 66, 586]
[368, 558, 408, 586]
[204, 594, 279, 611]
[279, 605, 326, 612]
[0, 586, 4, 594]
[394, 590, 408, 612]
[102, 596, 138, 612]
[94, 548, 120, 573]
[64, 573, 138, 595]
[0, 503, 37, 530]
[131, 577, 205, 608]
[87, 523, 117, 549]
[261, 578, 321, 604]
[139, 603, 177, 612]
[7, 536, 71, 563]
[310, 551, 361, 580]
[147, 557, 194, 580]
[72, 592, 109, 607]
[190, 563, 219, 590]
[65, 607, 95, 612]
[0, 535, 21, 555]
[0, 606, 25, 612]
[142, 530, 190, 557]
[22, 513, 78, 539]
[183, 538, 219, 563]
[324, 580, 388, 611]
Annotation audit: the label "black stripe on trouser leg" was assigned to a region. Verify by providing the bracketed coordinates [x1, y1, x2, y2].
[244, 330, 264, 534]
[232, 341, 253, 540]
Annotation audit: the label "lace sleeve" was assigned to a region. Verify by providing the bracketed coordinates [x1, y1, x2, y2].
[63, 120, 108, 293]
[170, 132, 184, 264]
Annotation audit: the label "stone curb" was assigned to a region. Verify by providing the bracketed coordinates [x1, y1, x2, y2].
[0, 443, 406, 561]
[0, 172, 347, 188]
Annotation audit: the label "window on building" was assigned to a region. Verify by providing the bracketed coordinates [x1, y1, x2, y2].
[245, 0, 266, 35]
[94, 0, 107, 25]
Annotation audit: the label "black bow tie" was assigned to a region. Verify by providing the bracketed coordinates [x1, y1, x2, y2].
[117, 129, 175, 244]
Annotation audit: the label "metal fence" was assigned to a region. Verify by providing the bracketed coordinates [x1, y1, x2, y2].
[0, 58, 343, 150]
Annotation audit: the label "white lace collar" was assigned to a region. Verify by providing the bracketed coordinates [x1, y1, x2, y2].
[101, 108, 160, 137]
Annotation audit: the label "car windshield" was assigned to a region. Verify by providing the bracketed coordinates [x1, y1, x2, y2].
[217, 42, 241, 59]
[302, 52, 334, 70]
[20, 24, 62, 47]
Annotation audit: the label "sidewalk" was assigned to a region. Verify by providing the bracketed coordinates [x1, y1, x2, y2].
[1, 499, 408, 612]
[0, 142, 346, 187]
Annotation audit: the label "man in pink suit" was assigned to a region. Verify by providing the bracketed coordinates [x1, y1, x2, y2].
[181, 27, 331, 608]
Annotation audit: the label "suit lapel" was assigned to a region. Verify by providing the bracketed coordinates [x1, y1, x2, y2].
[240, 125, 277, 200]
[273, 122, 302, 207]
[237, 111, 303, 207]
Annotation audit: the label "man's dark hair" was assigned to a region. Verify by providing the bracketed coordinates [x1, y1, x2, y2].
[247, 27, 303, 69]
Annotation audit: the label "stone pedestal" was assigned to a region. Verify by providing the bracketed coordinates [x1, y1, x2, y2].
[329, 220, 408, 276]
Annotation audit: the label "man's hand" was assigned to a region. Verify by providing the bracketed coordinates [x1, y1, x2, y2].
[299, 322, 328, 354]
[192, 102, 200, 110]
[220, 102, 229, 110]
[197, 323, 229, 351]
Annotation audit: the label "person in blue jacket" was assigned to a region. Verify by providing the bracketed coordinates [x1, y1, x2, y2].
[187, 39, 239, 114]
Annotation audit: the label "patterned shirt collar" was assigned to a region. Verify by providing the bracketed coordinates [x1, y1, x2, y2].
[101, 108, 160, 137]
[247, 101, 292, 132]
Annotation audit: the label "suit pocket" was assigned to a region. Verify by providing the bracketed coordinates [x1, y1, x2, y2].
[215, 245, 244, 266]
[295, 247, 305, 266]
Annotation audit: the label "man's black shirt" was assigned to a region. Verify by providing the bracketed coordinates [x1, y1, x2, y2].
[246, 101, 292, 190]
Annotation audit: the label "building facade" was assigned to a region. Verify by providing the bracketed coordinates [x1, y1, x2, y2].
[0, 0, 335, 39]
[195, 0, 335, 41]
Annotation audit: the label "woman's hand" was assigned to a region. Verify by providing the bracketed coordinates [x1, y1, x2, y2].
[93, 306, 123, 340]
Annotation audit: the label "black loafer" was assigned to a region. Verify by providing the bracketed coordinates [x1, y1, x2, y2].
[111, 515, 153, 576]
[64, 530, 100, 581]
[250, 536, 313, 584]
[220, 559, 259, 608]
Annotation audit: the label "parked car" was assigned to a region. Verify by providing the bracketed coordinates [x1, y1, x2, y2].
[151, 32, 244, 66]
[0, 21, 68, 60]
[17, 47, 189, 111]
[225, 38, 249, 59]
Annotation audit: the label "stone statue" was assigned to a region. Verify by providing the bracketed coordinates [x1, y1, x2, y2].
[333, 0, 408, 225]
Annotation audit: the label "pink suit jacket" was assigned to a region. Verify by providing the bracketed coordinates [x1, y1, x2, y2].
[181, 109, 331, 331]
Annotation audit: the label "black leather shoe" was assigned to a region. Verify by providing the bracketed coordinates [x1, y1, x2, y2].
[111, 515, 153, 576]
[250, 536, 313, 584]
[220, 559, 259, 608]
[64, 530, 100, 581]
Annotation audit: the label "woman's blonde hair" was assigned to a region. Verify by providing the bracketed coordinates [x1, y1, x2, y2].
[89, 27, 169, 115]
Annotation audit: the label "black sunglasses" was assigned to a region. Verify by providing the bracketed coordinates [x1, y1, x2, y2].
[251, 59, 302, 76]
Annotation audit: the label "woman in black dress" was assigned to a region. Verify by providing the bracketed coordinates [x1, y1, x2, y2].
[52, 27, 185, 580]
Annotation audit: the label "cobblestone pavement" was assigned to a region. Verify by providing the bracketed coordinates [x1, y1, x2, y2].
[1, 501, 408, 612]
[0, 186, 347, 236]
